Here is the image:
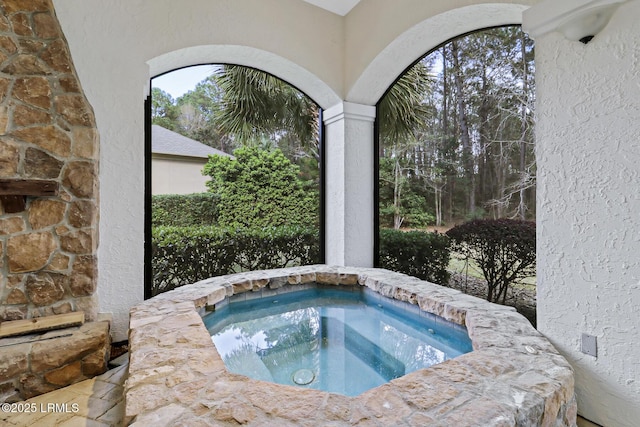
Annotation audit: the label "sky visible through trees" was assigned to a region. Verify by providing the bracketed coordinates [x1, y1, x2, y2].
[151, 25, 535, 229]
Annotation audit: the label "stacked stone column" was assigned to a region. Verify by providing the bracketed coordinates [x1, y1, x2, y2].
[0, 0, 99, 322]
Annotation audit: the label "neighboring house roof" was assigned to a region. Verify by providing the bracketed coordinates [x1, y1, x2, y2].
[152, 124, 232, 159]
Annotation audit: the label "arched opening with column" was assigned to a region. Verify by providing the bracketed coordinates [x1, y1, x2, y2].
[374, 24, 536, 322]
[38, 1, 640, 424]
[144, 47, 343, 298]
[333, 4, 531, 270]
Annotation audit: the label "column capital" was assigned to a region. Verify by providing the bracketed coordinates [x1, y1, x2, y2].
[323, 101, 376, 125]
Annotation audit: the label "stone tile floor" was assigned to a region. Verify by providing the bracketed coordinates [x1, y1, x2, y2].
[0, 362, 127, 427]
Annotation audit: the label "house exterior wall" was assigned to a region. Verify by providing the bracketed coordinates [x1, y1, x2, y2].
[151, 155, 209, 195]
[533, 2, 640, 425]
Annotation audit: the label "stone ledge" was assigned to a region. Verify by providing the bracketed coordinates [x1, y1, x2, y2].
[0, 320, 111, 402]
[126, 265, 577, 426]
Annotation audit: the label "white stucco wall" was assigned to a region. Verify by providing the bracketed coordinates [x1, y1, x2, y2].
[534, 1, 640, 425]
[323, 102, 376, 267]
[151, 156, 209, 195]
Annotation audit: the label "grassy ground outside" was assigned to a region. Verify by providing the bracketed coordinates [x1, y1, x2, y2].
[448, 254, 536, 289]
[420, 225, 537, 290]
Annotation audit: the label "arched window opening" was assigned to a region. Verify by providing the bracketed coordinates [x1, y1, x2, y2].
[376, 26, 536, 324]
[147, 65, 323, 297]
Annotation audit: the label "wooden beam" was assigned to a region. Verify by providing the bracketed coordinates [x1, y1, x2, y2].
[0, 195, 26, 213]
[0, 312, 85, 338]
[0, 179, 59, 196]
[0, 179, 59, 213]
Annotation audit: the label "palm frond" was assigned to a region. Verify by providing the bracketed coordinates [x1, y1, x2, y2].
[379, 62, 433, 143]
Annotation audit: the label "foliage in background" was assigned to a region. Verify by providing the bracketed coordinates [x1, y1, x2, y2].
[213, 65, 319, 151]
[152, 226, 452, 296]
[175, 75, 235, 153]
[152, 67, 321, 181]
[379, 26, 536, 225]
[446, 219, 536, 303]
[152, 193, 218, 227]
[378, 61, 433, 143]
[151, 226, 319, 296]
[379, 158, 435, 229]
[151, 88, 180, 132]
[203, 146, 318, 229]
[378, 229, 451, 285]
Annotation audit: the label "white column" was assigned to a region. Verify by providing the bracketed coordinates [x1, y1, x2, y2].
[323, 101, 376, 267]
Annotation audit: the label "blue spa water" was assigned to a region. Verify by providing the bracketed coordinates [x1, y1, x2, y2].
[203, 287, 473, 396]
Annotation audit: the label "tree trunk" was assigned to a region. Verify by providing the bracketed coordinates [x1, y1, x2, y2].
[441, 46, 449, 141]
[517, 31, 528, 220]
[451, 41, 475, 215]
[441, 46, 453, 224]
[393, 157, 403, 229]
[478, 66, 490, 212]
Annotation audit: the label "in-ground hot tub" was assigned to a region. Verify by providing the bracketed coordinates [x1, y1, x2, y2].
[125, 266, 577, 426]
[204, 285, 474, 396]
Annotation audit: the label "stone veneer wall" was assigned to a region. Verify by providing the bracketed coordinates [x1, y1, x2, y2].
[0, 0, 99, 321]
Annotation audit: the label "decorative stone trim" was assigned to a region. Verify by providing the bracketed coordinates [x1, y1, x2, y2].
[126, 266, 576, 426]
[0, 320, 110, 402]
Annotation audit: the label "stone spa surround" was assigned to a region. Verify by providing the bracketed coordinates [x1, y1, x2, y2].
[126, 266, 576, 426]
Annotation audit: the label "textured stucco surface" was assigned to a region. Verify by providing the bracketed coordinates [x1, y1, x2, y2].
[323, 102, 375, 267]
[534, 2, 640, 425]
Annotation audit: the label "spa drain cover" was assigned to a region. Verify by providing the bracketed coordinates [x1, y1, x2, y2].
[292, 369, 315, 385]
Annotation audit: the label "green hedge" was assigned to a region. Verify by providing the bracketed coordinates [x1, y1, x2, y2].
[152, 226, 451, 297]
[378, 229, 451, 285]
[151, 225, 320, 296]
[152, 193, 219, 227]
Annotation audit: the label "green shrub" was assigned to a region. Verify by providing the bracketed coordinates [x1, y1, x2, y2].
[378, 229, 450, 284]
[152, 193, 219, 227]
[203, 146, 318, 228]
[446, 219, 535, 303]
[151, 225, 319, 296]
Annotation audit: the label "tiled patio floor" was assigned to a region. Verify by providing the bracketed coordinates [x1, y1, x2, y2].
[0, 363, 127, 427]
